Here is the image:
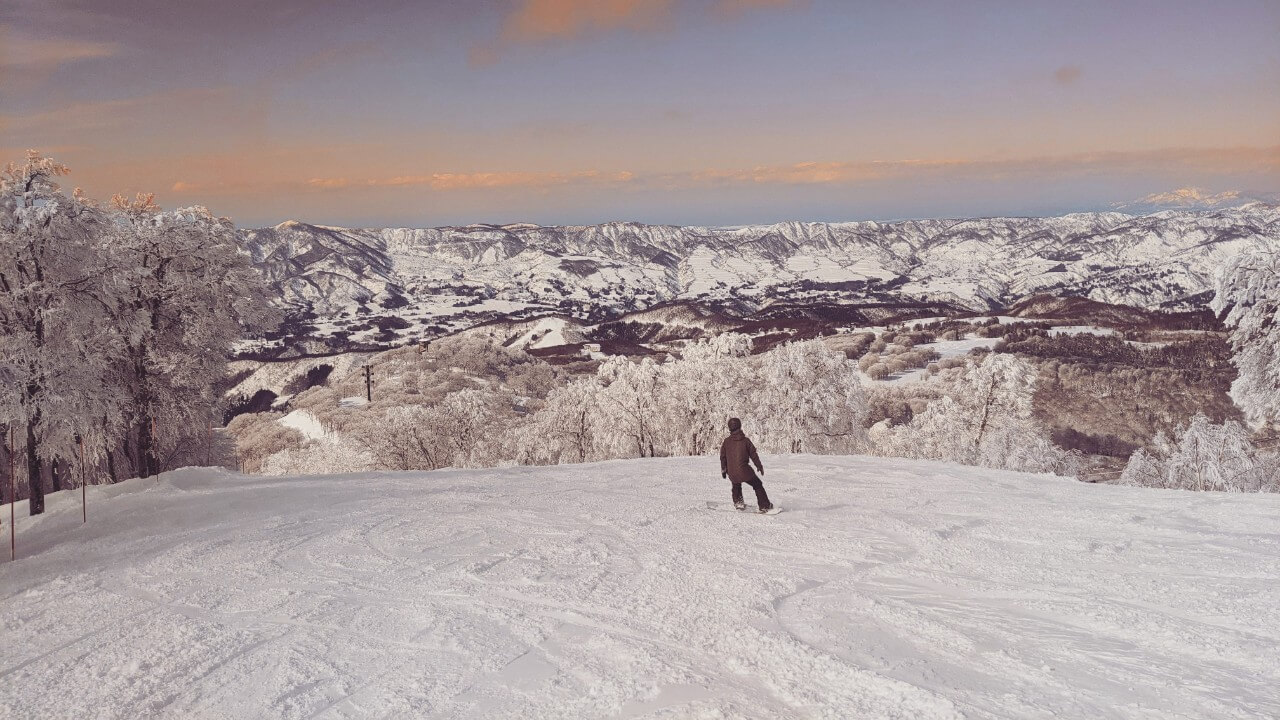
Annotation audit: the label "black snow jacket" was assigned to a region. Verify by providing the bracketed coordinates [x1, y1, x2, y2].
[720, 430, 764, 483]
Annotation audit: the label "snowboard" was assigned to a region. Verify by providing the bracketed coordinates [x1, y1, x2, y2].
[706, 501, 782, 515]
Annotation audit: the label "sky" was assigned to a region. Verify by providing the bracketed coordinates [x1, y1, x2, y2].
[1, 0, 1278, 228]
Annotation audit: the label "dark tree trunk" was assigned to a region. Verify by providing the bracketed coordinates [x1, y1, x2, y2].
[137, 417, 158, 478]
[132, 345, 160, 478]
[50, 458, 62, 493]
[123, 431, 137, 477]
[27, 418, 43, 516]
[106, 447, 119, 483]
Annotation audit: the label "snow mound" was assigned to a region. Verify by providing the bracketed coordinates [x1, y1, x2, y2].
[2, 457, 1277, 718]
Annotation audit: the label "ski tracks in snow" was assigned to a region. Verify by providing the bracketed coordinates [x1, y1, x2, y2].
[1, 459, 1278, 718]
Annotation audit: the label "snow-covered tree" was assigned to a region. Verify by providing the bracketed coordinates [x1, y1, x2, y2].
[1120, 414, 1276, 492]
[354, 405, 441, 471]
[1118, 447, 1162, 487]
[962, 353, 1037, 451]
[873, 396, 974, 464]
[753, 340, 868, 454]
[349, 388, 505, 471]
[261, 435, 375, 477]
[595, 356, 665, 458]
[433, 388, 503, 467]
[1212, 248, 1280, 428]
[660, 334, 754, 456]
[875, 354, 1068, 473]
[106, 194, 279, 477]
[226, 411, 306, 474]
[516, 338, 870, 465]
[0, 152, 117, 514]
[527, 379, 601, 464]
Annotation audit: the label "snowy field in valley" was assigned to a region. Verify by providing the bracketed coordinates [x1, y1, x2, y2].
[1, 457, 1277, 719]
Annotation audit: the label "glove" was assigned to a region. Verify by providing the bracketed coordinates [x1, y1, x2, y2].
[722, 472, 727, 479]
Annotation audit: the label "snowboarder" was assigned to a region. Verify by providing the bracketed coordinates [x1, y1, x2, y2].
[720, 417, 773, 513]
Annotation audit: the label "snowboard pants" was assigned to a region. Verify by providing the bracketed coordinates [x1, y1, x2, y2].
[731, 476, 772, 510]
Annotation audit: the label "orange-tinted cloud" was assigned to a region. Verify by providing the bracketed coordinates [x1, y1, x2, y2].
[302, 170, 638, 192]
[0, 86, 260, 135]
[681, 159, 950, 186]
[171, 145, 1278, 202]
[501, 0, 674, 42]
[475, 0, 801, 64]
[667, 146, 1280, 188]
[1053, 65, 1082, 85]
[714, 0, 803, 18]
[0, 27, 119, 70]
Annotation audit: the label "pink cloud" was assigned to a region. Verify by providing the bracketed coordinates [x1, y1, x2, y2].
[306, 170, 638, 192]
[714, 0, 803, 18]
[306, 177, 352, 190]
[1053, 65, 1082, 85]
[475, 0, 802, 64]
[501, 0, 674, 42]
[152, 145, 1280, 205]
[0, 28, 119, 70]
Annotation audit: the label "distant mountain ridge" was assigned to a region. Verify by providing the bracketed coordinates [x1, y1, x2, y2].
[238, 204, 1280, 354]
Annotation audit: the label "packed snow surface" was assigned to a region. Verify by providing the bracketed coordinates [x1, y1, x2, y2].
[2, 457, 1277, 719]
[278, 410, 327, 441]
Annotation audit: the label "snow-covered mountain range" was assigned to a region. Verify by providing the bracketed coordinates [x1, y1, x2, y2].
[239, 204, 1280, 354]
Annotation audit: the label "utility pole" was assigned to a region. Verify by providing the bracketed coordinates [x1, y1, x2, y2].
[363, 364, 374, 402]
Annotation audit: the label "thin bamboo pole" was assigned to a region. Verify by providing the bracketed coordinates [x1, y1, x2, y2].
[9, 426, 15, 561]
[78, 437, 87, 524]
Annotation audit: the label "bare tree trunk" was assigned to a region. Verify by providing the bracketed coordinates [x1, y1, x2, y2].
[136, 416, 158, 478]
[26, 417, 43, 516]
[131, 343, 160, 478]
[973, 382, 996, 452]
[106, 447, 119, 483]
[123, 430, 139, 478]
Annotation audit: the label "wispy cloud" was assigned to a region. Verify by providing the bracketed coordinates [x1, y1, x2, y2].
[302, 170, 638, 192]
[667, 146, 1280, 189]
[0, 86, 256, 134]
[713, 0, 803, 18]
[304, 177, 352, 190]
[473, 0, 802, 64]
[1053, 64, 1082, 85]
[0, 26, 119, 71]
[233, 145, 1280, 199]
[501, 0, 675, 42]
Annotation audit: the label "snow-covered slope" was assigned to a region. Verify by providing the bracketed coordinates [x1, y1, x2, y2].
[3, 457, 1277, 718]
[239, 205, 1280, 352]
